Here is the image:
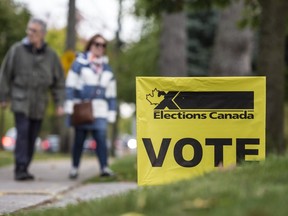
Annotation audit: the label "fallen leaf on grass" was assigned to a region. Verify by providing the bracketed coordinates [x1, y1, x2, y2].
[183, 198, 214, 210]
[121, 212, 145, 216]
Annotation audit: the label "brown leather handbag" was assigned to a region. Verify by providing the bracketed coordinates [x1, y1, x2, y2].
[71, 101, 94, 126]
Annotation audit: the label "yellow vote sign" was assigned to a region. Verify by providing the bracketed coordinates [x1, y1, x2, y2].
[136, 77, 266, 186]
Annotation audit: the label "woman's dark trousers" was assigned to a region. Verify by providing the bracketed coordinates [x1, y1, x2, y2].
[72, 128, 108, 171]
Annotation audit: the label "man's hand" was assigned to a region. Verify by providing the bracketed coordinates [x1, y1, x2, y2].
[0, 101, 8, 109]
[56, 106, 64, 116]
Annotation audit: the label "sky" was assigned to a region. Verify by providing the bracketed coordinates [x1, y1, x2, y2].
[14, 0, 142, 43]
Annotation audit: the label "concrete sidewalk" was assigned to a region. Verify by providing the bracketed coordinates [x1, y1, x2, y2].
[0, 157, 137, 215]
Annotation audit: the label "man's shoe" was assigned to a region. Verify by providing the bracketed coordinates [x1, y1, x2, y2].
[15, 171, 34, 181]
[26, 172, 35, 180]
[100, 167, 115, 177]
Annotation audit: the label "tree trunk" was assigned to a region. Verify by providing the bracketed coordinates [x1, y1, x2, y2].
[59, 0, 77, 153]
[0, 108, 4, 150]
[159, 12, 187, 76]
[110, 0, 124, 157]
[257, 0, 288, 153]
[210, 0, 254, 76]
[65, 0, 76, 51]
[115, 0, 123, 49]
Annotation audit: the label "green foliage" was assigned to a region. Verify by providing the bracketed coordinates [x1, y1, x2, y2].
[186, 9, 218, 76]
[0, 109, 14, 133]
[135, 0, 259, 29]
[109, 27, 159, 103]
[135, 0, 233, 18]
[238, 0, 261, 29]
[118, 116, 134, 135]
[0, 150, 14, 167]
[135, 0, 185, 18]
[0, 0, 30, 62]
[186, 0, 231, 11]
[46, 29, 66, 56]
[134, 0, 241, 18]
[46, 28, 85, 56]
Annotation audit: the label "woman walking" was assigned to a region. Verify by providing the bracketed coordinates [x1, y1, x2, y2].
[65, 34, 117, 179]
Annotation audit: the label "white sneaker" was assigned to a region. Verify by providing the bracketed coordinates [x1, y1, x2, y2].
[100, 167, 115, 177]
[69, 167, 78, 179]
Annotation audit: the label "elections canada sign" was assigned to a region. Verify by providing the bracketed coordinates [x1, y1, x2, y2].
[136, 77, 266, 186]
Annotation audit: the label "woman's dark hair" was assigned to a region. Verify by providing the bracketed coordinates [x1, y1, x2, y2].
[84, 34, 107, 52]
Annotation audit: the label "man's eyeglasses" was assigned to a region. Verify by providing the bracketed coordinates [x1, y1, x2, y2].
[93, 42, 106, 48]
[26, 28, 39, 34]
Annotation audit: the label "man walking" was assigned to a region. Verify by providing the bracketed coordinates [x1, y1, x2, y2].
[0, 18, 65, 181]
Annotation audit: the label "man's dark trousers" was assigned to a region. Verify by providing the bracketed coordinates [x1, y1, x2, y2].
[14, 113, 42, 172]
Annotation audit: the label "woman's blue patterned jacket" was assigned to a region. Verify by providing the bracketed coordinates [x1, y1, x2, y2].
[64, 52, 117, 129]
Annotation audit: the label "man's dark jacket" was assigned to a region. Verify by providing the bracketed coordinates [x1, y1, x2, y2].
[0, 39, 65, 119]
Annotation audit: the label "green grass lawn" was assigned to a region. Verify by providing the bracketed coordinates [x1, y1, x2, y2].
[85, 154, 137, 183]
[13, 153, 288, 216]
[0, 151, 70, 168]
[0, 150, 14, 167]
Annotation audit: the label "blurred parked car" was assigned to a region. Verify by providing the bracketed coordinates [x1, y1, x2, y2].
[38, 134, 60, 153]
[1, 127, 16, 151]
[1, 128, 102, 153]
[1, 127, 41, 152]
[83, 138, 97, 153]
[114, 134, 137, 157]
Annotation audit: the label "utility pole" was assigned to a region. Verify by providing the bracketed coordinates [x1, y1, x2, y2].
[110, 0, 123, 157]
[65, 0, 76, 51]
[0, 108, 4, 150]
[59, 0, 77, 153]
[115, 0, 123, 49]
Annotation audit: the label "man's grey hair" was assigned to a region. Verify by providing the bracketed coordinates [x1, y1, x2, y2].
[28, 17, 47, 34]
